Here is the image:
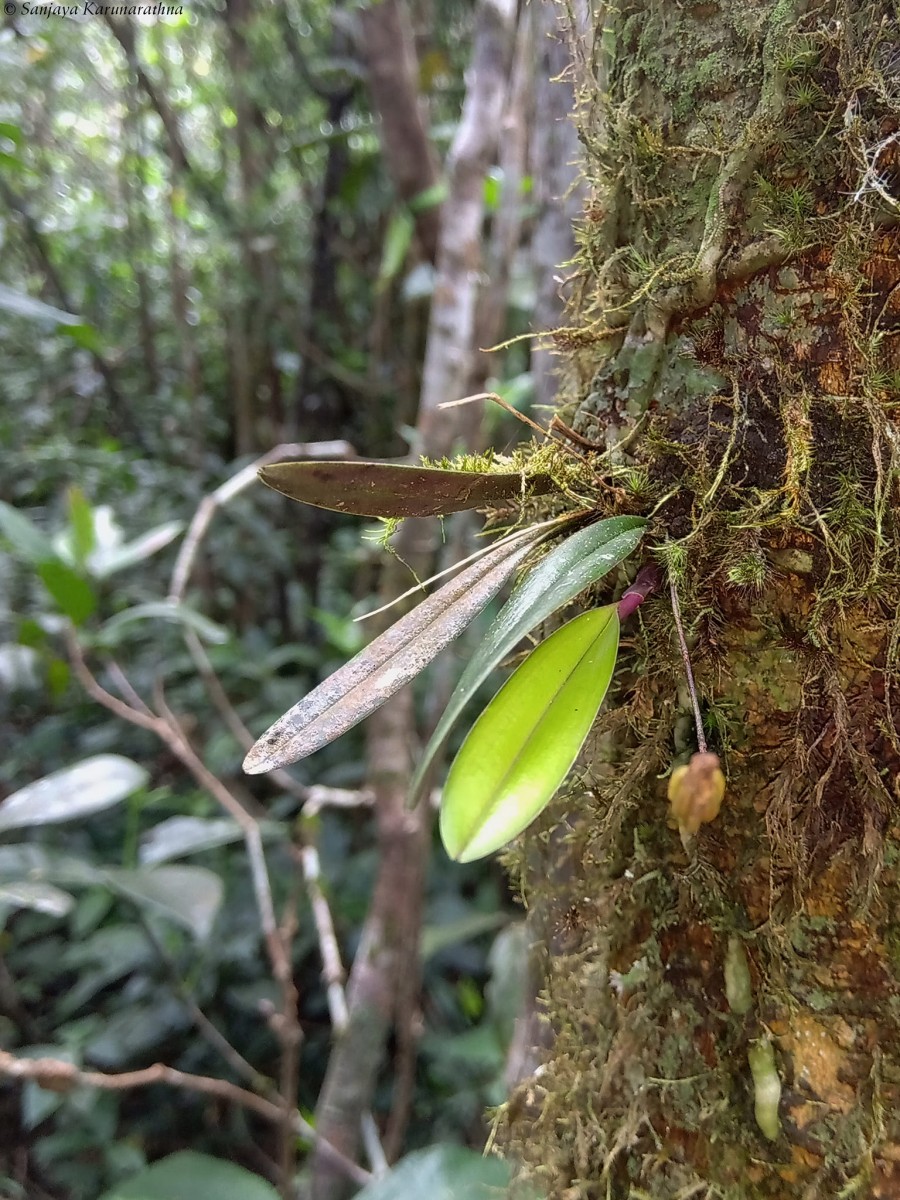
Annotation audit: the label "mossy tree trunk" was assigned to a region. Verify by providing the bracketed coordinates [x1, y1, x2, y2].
[502, 2, 900, 1196]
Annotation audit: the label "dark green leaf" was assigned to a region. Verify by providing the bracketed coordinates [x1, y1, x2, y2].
[0, 848, 221, 940]
[97, 1151, 279, 1200]
[258, 460, 556, 518]
[440, 606, 620, 862]
[244, 525, 553, 773]
[37, 560, 97, 624]
[412, 516, 643, 800]
[67, 487, 95, 568]
[378, 210, 415, 288]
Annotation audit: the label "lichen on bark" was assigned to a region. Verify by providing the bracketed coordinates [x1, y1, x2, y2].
[497, 1, 900, 1196]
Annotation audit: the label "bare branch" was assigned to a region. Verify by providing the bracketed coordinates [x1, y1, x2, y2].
[168, 440, 355, 604]
[0, 1050, 371, 1188]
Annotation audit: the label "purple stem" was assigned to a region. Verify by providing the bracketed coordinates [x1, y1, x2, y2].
[617, 564, 661, 621]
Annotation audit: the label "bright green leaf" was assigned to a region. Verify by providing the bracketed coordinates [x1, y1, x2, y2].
[483, 170, 502, 212]
[378, 209, 415, 289]
[0, 122, 23, 147]
[0, 755, 148, 832]
[408, 181, 447, 212]
[67, 486, 95, 567]
[440, 606, 620, 862]
[412, 516, 643, 800]
[60, 322, 103, 352]
[36, 560, 96, 624]
[97, 1151, 279, 1200]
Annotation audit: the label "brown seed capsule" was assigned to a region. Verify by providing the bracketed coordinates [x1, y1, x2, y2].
[668, 751, 725, 836]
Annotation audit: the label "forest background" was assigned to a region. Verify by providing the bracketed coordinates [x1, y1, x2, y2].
[0, 1, 582, 1199]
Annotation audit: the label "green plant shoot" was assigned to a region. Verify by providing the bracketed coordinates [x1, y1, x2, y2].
[410, 515, 644, 802]
[439, 605, 620, 862]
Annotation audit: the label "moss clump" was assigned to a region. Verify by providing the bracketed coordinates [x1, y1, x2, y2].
[496, 0, 900, 1195]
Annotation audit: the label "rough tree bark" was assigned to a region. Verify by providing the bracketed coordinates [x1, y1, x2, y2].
[360, 0, 442, 263]
[498, 2, 900, 1198]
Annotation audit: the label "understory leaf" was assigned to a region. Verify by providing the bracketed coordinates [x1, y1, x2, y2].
[98, 1151, 279, 1200]
[0, 500, 57, 564]
[352, 1145, 509, 1200]
[244, 525, 552, 772]
[0, 755, 148, 832]
[139, 816, 283, 865]
[0, 847, 222, 939]
[36, 559, 97, 624]
[98, 601, 229, 646]
[411, 515, 644, 800]
[440, 606, 620, 862]
[0, 881, 75, 922]
[104, 867, 223, 940]
[258, 459, 555, 518]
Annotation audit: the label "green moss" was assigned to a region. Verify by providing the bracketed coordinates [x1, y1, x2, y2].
[498, 0, 900, 1194]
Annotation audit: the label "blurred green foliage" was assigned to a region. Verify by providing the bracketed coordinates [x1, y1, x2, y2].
[0, 3, 537, 1195]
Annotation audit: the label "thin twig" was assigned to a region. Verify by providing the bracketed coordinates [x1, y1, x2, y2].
[137, 916, 265, 1089]
[668, 574, 707, 753]
[292, 838, 349, 1031]
[275, 886, 302, 1190]
[0, 1049, 371, 1188]
[65, 633, 311, 1182]
[168, 440, 355, 604]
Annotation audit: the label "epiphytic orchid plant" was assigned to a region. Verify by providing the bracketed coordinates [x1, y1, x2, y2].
[244, 458, 654, 860]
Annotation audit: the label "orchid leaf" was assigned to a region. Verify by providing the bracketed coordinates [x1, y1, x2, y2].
[440, 605, 620, 862]
[411, 516, 643, 801]
[244, 525, 554, 773]
[258, 460, 556, 518]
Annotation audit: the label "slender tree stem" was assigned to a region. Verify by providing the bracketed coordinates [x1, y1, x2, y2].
[668, 575, 707, 754]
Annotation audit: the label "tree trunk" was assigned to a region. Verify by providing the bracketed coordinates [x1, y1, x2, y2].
[500, 2, 900, 1197]
[529, 0, 585, 411]
[309, 4, 518, 1196]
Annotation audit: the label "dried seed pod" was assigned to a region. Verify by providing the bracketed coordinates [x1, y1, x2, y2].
[667, 751, 725, 836]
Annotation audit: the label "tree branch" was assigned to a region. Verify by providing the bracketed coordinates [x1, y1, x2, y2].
[0, 1049, 371, 1188]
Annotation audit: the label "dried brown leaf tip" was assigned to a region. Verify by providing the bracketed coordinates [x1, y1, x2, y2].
[668, 752, 726, 837]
